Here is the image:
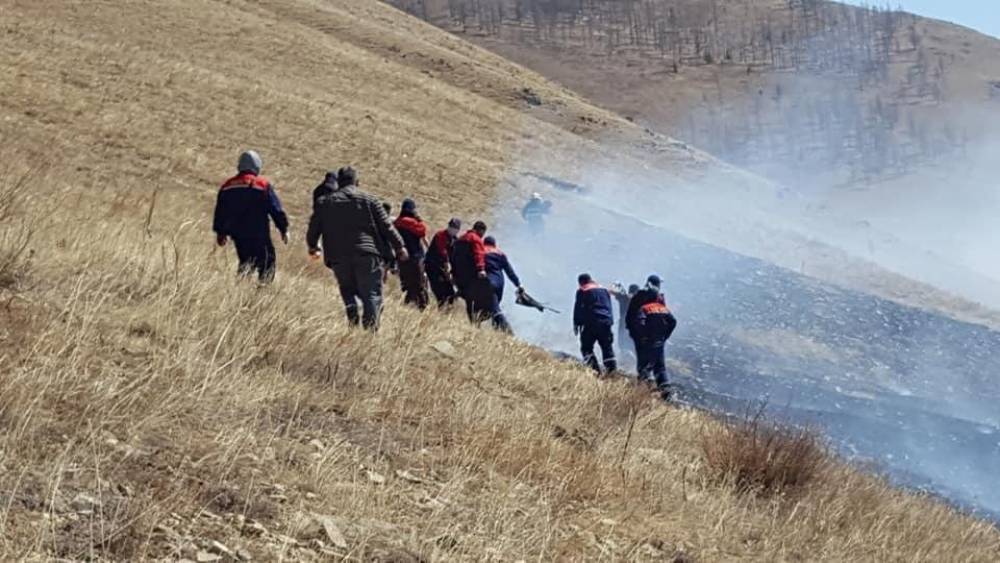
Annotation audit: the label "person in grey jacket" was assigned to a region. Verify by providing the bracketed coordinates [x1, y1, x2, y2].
[307, 167, 408, 330]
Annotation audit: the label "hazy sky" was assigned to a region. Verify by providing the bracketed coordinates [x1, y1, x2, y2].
[856, 1, 1000, 39]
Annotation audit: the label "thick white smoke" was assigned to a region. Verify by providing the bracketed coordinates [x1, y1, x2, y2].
[484, 147, 1000, 521]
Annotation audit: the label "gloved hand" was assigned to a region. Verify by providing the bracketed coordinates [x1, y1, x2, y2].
[516, 286, 525, 295]
[478, 270, 487, 279]
[216, 234, 227, 247]
[280, 231, 289, 245]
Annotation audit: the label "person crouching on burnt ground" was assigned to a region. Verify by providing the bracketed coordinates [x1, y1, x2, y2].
[393, 198, 430, 309]
[450, 220, 489, 322]
[213, 150, 289, 282]
[482, 235, 524, 333]
[425, 218, 461, 307]
[573, 273, 617, 375]
[306, 166, 408, 330]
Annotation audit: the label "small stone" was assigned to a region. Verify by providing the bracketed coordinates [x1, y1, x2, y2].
[195, 551, 221, 563]
[46, 493, 71, 514]
[308, 439, 325, 450]
[208, 539, 235, 558]
[116, 483, 134, 497]
[315, 515, 348, 549]
[304, 492, 319, 500]
[199, 509, 222, 521]
[416, 496, 446, 511]
[395, 470, 423, 483]
[430, 340, 457, 359]
[365, 470, 386, 485]
[154, 524, 179, 538]
[242, 520, 267, 537]
[236, 548, 253, 561]
[71, 493, 100, 514]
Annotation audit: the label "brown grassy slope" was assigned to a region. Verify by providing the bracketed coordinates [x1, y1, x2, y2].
[0, 0, 999, 560]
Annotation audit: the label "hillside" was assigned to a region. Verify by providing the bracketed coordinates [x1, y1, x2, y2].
[1, 0, 999, 560]
[387, 0, 1000, 306]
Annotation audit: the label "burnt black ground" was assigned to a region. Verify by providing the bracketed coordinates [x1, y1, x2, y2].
[499, 200, 1000, 522]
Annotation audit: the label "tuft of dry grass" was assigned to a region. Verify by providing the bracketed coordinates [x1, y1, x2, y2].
[0, 158, 35, 290]
[701, 406, 829, 497]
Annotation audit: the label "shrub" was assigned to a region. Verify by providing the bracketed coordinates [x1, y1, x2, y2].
[0, 160, 34, 290]
[701, 407, 828, 496]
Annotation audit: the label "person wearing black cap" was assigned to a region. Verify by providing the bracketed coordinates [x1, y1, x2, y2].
[425, 218, 461, 307]
[625, 274, 665, 344]
[573, 273, 617, 374]
[627, 275, 677, 397]
[393, 198, 430, 309]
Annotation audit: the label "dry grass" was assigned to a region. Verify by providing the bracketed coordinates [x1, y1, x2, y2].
[701, 407, 829, 497]
[0, 158, 35, 290]
[0, 0, 998, 561]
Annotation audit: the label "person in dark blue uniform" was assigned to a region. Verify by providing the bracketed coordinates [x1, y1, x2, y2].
[213, 150, 289, 282]
[482, 236, 523, 332]
[573, 273, 617, 374]
[633, 275, 678, 398]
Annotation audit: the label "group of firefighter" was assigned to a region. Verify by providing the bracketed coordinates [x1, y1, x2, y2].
[213, 151, 677, 398]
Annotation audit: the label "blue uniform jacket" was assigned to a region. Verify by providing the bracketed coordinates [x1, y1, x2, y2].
[485, 246, 520, 300]
[213, 173, 288, 241]
[574, 283, 614, 328]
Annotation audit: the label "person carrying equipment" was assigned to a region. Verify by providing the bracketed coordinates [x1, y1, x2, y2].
[450, 221, 489, 322]
[306, 167, 408, 330]
[573, 273, 617, 374]
[482, 236, 523, 332]
[393, 198, 430, 309]
[213, 150, 289, 282]
[521, 192, 552, 235]
[425, 218, 461, 307]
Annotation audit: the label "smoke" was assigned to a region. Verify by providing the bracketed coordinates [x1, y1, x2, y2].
[485, 145, 1000, 521]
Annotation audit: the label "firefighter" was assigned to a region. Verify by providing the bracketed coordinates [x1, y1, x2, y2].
[213, 150, 289, 282]
[425, 218, 461, 307]
[450, 221, 488, 322]
[573, 273, 617, 374]
[625, 275, 666, 353]
[483, 236, 523, 332]
[521, 192, 552, 235]
[393, 198, 430, 309]
[632, 276, 677, 398]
